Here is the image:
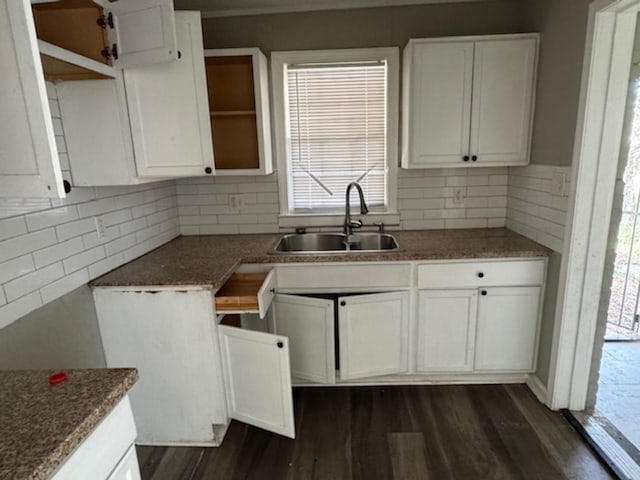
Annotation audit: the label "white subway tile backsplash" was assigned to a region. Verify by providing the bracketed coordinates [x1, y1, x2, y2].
[33, 237, 85, 269]
[0, 229, 57, 263]
[506, 165, 571, 252]
[0, 217, 28, 241]
[4, 262, 65, 302]
[0, 255, 36, 285]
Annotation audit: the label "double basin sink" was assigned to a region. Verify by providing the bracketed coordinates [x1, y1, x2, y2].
[273, 232, 399, 254]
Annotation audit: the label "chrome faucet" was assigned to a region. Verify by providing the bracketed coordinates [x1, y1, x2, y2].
[344, 182, 369, 236]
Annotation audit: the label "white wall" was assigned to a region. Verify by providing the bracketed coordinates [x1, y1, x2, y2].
[0, 85, 180, 329]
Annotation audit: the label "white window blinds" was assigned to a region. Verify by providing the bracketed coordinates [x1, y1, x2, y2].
[285, 62, 388, 213]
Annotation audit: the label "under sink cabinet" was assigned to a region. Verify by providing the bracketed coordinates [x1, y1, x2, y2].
[93, 258, 546, 446]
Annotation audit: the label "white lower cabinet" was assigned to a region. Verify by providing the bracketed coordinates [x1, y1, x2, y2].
[338, 291, 409, 380]
[475, 286, 541, 371]
[93, 258, 545, 447]
[416, 260, 545, 374]
[218, 323, 295, 438]
[271, 294, 335, 384]
[52, 397, 140, 480]
[417, 289, 478, 373]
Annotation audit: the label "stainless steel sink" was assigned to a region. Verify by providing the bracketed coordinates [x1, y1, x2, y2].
[272, 232, 399, 254]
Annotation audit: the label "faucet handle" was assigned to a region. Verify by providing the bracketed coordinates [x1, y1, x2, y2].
[348, 219, 363, 229]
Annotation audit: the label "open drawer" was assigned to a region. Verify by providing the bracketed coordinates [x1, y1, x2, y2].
[218, 313, 295, 439]
[214, 270, 277, 318]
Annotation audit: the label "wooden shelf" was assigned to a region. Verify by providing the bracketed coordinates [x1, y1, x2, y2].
[39, 40, 116, 82]
[215, 272, 268, 312]
[210, 110, 256, 117]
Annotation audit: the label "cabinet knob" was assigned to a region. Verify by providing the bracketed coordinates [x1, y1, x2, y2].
[463, 155, 470, 162]
[340, 301, 346, 307]
[471, 155, 478, 162]
[177, 50, 182, 59]
[477, 272, 484, 278]
[204, 167, 213, 174]
[277, 341, 284, 349]
[481, 290, 487, 296]
[63, 180, 72, 194]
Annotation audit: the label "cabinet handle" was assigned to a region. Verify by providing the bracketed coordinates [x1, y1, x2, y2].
[63, 180, 72, 194]
[463, 155, 470, 162]
[277, 341, 284, 349]
[471, 155, 478, 162]
[270, 288, 275, 294]
[204, 167, 213, 174]
[477, 272, 484, 278]
[177, 51, 182, 59]
[481, 290, 487, 296]
[340, 301, 346, 306]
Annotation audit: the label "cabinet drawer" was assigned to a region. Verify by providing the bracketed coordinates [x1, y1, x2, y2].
[417, 259, 545, 288]
[215, 270, 276, 318]
[276, 264, 411, 291]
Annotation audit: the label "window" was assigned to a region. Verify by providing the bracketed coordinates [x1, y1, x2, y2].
[272, 48, 399, 221]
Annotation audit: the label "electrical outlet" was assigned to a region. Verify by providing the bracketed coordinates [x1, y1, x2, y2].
[94, 216, 106, 238]
[551, 172, 566, 196]
[229, 194, 243, 211]
[453, 187, 465, 205]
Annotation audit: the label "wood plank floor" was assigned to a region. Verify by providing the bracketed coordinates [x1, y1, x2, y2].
[136, 385, 613, 480]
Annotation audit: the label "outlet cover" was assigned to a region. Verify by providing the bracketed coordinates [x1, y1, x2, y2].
[551, 172, 566, 196]
[94, 216, 106, 238]
[453, 187, 465, 205]
[229, 194, 243, 211]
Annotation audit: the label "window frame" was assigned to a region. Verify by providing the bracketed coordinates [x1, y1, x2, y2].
[271, 47, 400, 227]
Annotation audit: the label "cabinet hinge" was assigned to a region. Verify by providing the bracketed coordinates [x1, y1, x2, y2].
[101, 44, 119, 61]
[97, 12, 114, 29]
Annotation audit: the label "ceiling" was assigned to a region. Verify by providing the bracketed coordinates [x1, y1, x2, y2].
[173, 0, 491, 18]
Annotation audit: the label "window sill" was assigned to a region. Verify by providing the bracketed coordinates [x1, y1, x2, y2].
[278, 212, 400, 229]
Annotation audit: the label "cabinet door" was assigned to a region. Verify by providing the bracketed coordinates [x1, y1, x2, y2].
[99, 0, 177, 69]
[0, 1, 64, 198]
[470, 38, 537, 165]
[417, 289, 478, 372]
[57, 76, 147, 187]
[272, 294, 335, 384]
[219, 325, 295, 438]
[475, 286, 541, 371]
[124, 11, 214, 178]
[107, 446, 141, 480]
[404, 41, 473, 167]
[338, 291, 409, 380]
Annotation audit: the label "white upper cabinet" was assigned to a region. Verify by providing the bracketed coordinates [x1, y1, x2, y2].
[125, 11, 214, 178]
[96, 0, 177, 69]
[204, 48, 273, 175]
[403, 42, 474, 167]
[402, 34, 538, 169]
[0, 0, 178, 198]
[0, 1, 64, 198]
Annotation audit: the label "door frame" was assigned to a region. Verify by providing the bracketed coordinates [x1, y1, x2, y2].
[548, 0, 640, 410]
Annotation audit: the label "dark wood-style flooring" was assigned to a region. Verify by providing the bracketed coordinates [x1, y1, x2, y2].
[136, 385, 613, 479]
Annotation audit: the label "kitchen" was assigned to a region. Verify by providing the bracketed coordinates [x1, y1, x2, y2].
[0, 0, 627, 478]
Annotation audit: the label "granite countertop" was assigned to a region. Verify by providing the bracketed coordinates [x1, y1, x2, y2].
[0, 369, 138, 480]
[91, 228, 551, 289]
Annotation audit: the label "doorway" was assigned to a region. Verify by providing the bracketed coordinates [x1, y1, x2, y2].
[594, 28, 640, 454]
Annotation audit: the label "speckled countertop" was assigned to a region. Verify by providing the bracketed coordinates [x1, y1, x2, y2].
[0, 369, 138, 480]
[91, 228, 550, 289]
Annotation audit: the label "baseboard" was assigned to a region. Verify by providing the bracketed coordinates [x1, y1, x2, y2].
[526, 374, 548, 404]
